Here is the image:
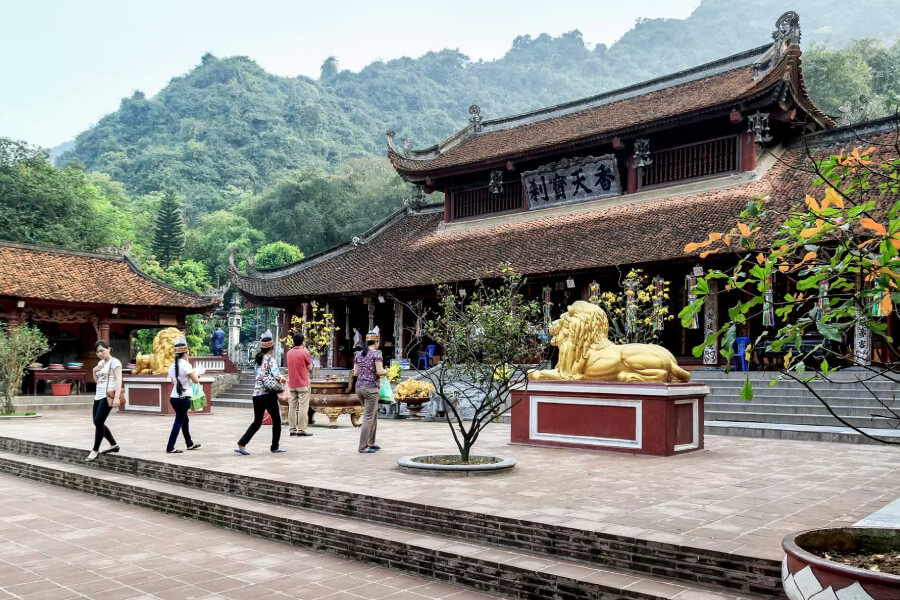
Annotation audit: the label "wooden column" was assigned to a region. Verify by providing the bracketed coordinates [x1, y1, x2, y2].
[393, 300, 404, 360]
[99, 317, 110, 344]
[741, 131, 756, 172]
[627, 157, 638, 194]
[325, 302, 334, 368]
[367, 300, 375, 332]
[443, 186, 451, 222]
[702, 280, 719, 366]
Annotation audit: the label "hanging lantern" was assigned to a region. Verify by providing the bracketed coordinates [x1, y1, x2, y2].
[588, 281, 601, 304]
[624, 278, 638, 335]
[685, 274, 699, 329]
[815, 279, 829, 321]
[652, 276, 665, 332]
[762, 274, 775, 327]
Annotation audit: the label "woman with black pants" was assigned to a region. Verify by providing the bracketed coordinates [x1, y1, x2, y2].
[166, 336, 203, 454]
[235, 330, 286, 455]
[87, 340, 121, 462]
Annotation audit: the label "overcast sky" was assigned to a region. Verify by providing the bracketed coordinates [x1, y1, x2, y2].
[0, 0, 700, 148]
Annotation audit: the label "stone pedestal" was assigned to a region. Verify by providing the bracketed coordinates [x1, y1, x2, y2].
[510, 381, 708, 456]
[120, 375, 213, 415]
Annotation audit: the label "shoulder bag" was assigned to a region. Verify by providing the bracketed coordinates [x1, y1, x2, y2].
[261, 356, 284, 393]
[104, 360, 123, 406]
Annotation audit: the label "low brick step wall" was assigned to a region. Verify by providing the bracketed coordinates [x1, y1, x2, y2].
[0, 436, 782, 597]
[0, 450, 775, 600]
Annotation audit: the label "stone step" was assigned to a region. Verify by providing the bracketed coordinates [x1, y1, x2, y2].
[705, 421, 900, 445]
[696, 370, 896, 383]
[702, 382, 900, 393]
[11, 402, 93, 412]
[210, 398, 253, 408]
[0, 436, 782, 598]
[705, 410, 898, 429]
[706, 391, 896, 404]
[705, 402, 897, 417]
[0, 450, 772, 600]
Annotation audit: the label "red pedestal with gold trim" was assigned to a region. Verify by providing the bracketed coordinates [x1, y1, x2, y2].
[510, 381, 708, 456]
[119, 375, 213, 415]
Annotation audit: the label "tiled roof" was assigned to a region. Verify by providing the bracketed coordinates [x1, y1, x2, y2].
[0, 242, 219, 309]
[232, 120, 900, 303]
[389, 43, 832, 177]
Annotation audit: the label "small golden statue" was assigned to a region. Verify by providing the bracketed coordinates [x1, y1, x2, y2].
[134, 327, 183, 375]
[530, 301, 690, 383]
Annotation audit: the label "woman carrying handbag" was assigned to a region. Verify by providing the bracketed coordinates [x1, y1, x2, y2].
[166, 336, 203, 454]
[235, 330, 286, 455]
[87, 340, 121, 462]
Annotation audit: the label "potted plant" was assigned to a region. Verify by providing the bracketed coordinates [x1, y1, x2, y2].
[395, 377, 435, 419]
[680, 127, 900, 597]
[397, 267, 544, 475]
[0, 324, 50, 416]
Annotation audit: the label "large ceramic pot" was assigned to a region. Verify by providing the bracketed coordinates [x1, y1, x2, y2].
[782, 527, 900, 599]
[308, 380, 362, 428]
[397, 396, 429, 419]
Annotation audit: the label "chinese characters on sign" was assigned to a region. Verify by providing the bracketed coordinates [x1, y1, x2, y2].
[521, 155, 621, 210]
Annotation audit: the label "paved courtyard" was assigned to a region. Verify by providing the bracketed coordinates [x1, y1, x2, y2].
[0, 474, 499, 600]
[3, 408, 900, 562]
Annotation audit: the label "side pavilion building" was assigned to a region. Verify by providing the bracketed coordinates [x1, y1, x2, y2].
[0, 241, 221, 379]
[230, 13, 895, 369]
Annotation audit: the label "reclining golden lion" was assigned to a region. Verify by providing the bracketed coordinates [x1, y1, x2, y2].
[530, 301, 690, 383]
[134, 327, 182, 375]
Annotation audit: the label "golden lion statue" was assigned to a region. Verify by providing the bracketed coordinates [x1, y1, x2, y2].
[134, 327, 183, 375]
[530, 301, 690, 383]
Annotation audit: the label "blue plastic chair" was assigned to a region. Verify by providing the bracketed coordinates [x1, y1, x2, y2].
[417, 345, 436, 370]
[733, 336, 751, 372]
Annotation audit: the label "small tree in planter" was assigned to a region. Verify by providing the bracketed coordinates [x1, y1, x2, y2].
[0, 324, 50, 414]
[414, 268, 544, 463]
[678, 128, 900, 593]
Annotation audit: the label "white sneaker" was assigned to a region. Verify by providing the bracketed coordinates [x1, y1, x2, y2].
[85, 450, 99, 462]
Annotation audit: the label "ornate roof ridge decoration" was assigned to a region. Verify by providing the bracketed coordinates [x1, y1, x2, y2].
[789, 114, 900, 150]
[388, 12, 833, 177]
[387, 44, 772, 163]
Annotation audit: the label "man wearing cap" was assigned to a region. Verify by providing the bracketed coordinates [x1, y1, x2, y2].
[286, 332, 313, 437]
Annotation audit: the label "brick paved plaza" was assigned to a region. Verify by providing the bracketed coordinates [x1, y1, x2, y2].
[2, 408, 900, 564]
[0, 475, 500, 600]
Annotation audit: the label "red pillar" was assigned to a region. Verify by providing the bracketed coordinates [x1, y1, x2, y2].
[741, 132, 756, 172]
[99, 318, 110, 344]
[627, 157, 638, 194]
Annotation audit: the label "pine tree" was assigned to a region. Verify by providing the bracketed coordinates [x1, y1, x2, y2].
[152, 190, 185, 268]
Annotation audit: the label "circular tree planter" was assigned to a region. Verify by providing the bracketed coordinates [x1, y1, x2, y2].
[783, 527, 900, 599]
[397, 454, 516, 477]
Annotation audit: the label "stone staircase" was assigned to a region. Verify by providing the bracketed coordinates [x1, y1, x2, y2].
[211, 371, 256, 407]
[13, 394, 94, 413]
[699, 370, 900, 444]
[0, 436, 780, 600]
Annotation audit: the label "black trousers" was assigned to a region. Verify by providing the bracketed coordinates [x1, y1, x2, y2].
[92, 399, 116, 452]
[167, 396, 194, 452]
[238, 392, 281, 451]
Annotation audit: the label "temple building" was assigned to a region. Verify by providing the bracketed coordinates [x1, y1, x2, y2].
[0, 241, 221, 384]
[231, 13, 897, 369]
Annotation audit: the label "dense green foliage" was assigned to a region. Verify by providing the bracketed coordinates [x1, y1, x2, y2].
[253, 241, 304, 269]
[152, 190, 185, 267]
[0, 139, 132, 250]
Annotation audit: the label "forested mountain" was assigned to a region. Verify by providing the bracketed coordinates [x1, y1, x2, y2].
[58, 0, 900, 219]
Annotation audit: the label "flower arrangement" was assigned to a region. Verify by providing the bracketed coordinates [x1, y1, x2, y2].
[385, 363, 402, 383]
[595, 269, 673, 344]
[395, 378, 435, 399]
[281, 301, 338, 360]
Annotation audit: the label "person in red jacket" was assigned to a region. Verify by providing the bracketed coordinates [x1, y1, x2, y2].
[286, 333, 313, 436]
